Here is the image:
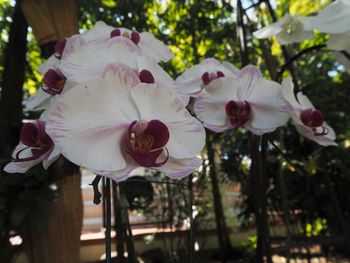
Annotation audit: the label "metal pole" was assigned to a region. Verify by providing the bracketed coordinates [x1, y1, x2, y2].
[104, 177, 112, 263]
[188, 174, 194, 263]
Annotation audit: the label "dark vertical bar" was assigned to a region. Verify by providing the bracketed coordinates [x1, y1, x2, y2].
[119, 182, 137, 263]
[113, 182, 126, 261]
[104, 178, 112, 263]
[260, 137, 273, 263]
[250, 135, 264, 263]
[188, 174, 194, 263]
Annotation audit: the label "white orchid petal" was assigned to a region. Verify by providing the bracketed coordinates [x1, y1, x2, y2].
[3, 142, 48, 173]
[222, 61, 240, 75]
[175, 58, 238, 97]
[42, 146, 60, 169]
[100, 63, 140, 87]
[282, 77, 301, 110]
[313, 0, 350, 34]
[253, 19, 284, 39]
[138, 32, 173, 62]
[46, 77, 138, 171]
[245, 78, 289, 133]
[130, 84, 205, 158]
[296, 92, 315, 109]
[90, 163, 137, 182]
[247, 103, 289, 134]
[156, 157, 203, 179]
[26, 89, 51, 111]
[300, 16, 315, 31]
[237, 65, 262, 99]
[130, 83, 187, 122]
[38, 55, 59, 74]
[194, 92, 230, 133]
[60, 38, 140, 83]
[276, 29, 313, 45]
[328, 32, 350, 51]
[293, 121, 337, 147]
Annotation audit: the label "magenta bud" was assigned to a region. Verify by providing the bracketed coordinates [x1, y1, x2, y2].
[201, 72, 210, 85]
[131, 31, 140, 45]
[110, 28, 121, 38]
[216, 71, 225, 78]
[139, 69, 155, 84]
[54, 40, 66, 59]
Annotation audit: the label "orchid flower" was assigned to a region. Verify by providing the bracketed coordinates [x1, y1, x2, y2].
[58, 38, 188, 104]
[46, 64, 205, 181]
[63, 21, 173, 62]
[312, 0, 350, 50]
[281, 77, 337, 146]
[253, 14, 314, 45]
[194, 65, 289, 135]
[175, 58, 240, 97]
[3, 120, 60, 173]
[26, 68, 76, 111]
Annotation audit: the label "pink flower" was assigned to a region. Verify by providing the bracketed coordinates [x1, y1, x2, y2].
[194, 65, 289, 135]
[282, 77, 337, 146]
[4, 120, 60, 173]
[175, 58, 240, 97]
[46, 65, 205, 181]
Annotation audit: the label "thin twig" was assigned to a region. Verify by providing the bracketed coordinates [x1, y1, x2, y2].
[266, 136, 306, 177]
[277, 44, 327, 81]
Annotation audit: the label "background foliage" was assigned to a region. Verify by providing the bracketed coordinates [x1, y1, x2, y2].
[0, 0, 349, 261]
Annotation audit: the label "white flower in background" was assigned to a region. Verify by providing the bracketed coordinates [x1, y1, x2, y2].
[175, 58, 240, 97]
[46, 64, 205, 181]
[3, 119, 60, 173]
[253, 14, 314, 45]
[312, 0, 350, 50]
[282, 77, 337, 146]
[194, 65, 289, 135]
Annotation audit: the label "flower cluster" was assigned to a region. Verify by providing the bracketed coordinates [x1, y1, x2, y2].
[176, 59, 337, 146]
[3, 21, 337, 181]
[253, 0, 350, 50]
[4, 22, 205, 181]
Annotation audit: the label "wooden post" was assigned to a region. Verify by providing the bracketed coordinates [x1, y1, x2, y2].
[19, 1, 82, 263]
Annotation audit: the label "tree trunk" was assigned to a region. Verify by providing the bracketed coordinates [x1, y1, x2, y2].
[25, 160, 82, 263]
[206, 136, 232, 262]
[19, 1, 83, 262]
[0, 3, 27, 160]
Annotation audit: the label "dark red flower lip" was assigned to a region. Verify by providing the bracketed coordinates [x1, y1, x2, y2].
[300, 108, 328, 136]
[12, 120, 53, 162]
[42, 69, 66, 95]
[225, 100, 251, 128]
[125, 120, 170, 167]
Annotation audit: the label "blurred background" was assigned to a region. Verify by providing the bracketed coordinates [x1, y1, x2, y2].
[0, 0, 350, 262]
